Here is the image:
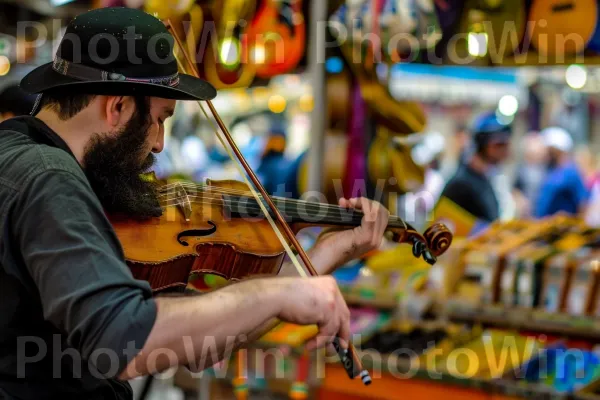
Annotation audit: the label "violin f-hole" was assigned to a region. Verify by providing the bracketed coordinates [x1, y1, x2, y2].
[177, 221, 218, 246]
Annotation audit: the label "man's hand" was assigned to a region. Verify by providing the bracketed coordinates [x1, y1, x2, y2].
[309, 197, 390, 275]
[277, 276, 350, 350]
[120, 275, 350, 379]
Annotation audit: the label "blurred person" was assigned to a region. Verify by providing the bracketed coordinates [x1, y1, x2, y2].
[0, 83, 36, 122]
[257, 119, 293, 195]
[440, 111, 512, 223]
[533, 127, 589, 218]
[440, 122, 470, 179]
[585, 156, 600, 227]
[453, 122, 470, 162]
[410, 131, 446, 204]
[587, 156, 600, 194]
[574, 146, 598, 189]
[512, 133, 548, 217]
[552, 89, 589, 146]
[401, 131, 446, 229]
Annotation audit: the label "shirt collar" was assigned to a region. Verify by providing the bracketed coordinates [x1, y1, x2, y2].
[0, 116, 76, 160]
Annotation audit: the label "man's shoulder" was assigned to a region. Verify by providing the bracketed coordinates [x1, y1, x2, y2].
[0, 129, 84, 190]
[444, 169, 474, 191]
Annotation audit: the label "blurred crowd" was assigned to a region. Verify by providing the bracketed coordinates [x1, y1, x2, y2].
[416, 110, 600, 229]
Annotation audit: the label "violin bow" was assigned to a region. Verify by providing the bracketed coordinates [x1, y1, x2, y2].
[165, 21, 372, 386]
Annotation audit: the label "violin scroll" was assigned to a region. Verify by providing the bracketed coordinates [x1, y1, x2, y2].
[423, 223, 453, 257]
[388, 222, 453, 265]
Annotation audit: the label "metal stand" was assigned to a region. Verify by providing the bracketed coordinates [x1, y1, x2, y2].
[306, 0, 328, 194]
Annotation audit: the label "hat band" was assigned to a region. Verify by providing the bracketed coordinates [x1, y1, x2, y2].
[52, 56, 180, 87]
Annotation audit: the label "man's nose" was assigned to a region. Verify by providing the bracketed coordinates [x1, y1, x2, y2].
[152, 131, 164, 153]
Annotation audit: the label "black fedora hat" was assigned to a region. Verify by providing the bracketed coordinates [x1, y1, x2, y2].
[21, 7, 216, 106]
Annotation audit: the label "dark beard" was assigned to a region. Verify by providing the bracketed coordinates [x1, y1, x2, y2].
[82, 97, 162, 219]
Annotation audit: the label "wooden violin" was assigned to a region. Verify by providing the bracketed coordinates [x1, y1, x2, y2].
[111, 179, 453, 293]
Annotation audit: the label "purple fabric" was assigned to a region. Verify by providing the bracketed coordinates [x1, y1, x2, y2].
[343, 81, 368, 199]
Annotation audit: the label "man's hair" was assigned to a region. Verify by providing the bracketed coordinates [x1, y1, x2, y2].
[39, 91, 97, 120]
[38, 92, 151, 121]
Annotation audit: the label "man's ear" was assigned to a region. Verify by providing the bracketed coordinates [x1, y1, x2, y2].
[104, 96, 128, 127]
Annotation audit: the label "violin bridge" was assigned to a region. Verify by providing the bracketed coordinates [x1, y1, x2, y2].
[173, 183, 193, 221]
[181, 199, 192, 222]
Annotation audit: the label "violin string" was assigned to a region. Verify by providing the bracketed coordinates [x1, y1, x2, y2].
[156, 196, 407, 228]
[157, 201, 363, 222]
[158, 197, 365, 221]
[159, 181, 330, 204]
[161, 200, 360, 222]
[158, 181, 374, 213]
[159, 182, 396, 218]
[157, 188, 407, 225]
[157, 182, 407, 223]
[157, 190, 364, 215]
[157, 191, 400, 221]
[157, 202, 365, 230]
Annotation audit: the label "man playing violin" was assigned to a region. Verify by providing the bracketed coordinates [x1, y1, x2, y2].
[0, 8, 390, 400]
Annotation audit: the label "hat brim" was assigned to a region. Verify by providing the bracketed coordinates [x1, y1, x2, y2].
[20, 62, 217, 101]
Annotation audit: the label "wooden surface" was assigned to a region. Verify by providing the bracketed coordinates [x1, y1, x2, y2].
[443, 304, 600, 341]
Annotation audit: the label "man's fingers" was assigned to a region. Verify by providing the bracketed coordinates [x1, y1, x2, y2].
[325, 342, 338, 357]
[339, 197, 353, 209]
[305, 337, 319, 351]
[306, 318, 337, 351]
[308, 290, 348, 352]
[342, 197, 364, 210]
[315, 320, 339, 350]
[360, 197, 372, 213]
[373, 202, 389, 244]
[361, 197, 379, 223]
[306, 334, 340, 352]
[337, 311, 351, 348]
[340, 197, 390, 251]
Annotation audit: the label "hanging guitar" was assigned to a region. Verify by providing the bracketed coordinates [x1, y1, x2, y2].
[242, 0, 306, 79]
[447, 0, 526, 66]
[144, 0, 205, 70]
[329, 0, 426, 133]
[202, 0, 258, 89]
[380, 0, 443, 62]
[527, 0, 598, 58]
[329, 0, 429, 198]
[367, 125, 426, 195]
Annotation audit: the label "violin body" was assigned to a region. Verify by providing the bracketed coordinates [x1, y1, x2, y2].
[111, 180, 289, 292]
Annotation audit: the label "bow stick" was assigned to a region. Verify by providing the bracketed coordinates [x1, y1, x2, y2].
[165, 20, 372, 386]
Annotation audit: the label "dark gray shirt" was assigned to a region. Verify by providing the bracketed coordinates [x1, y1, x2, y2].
[0, 117, 157, 399]
[440, 162, 500, 223]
